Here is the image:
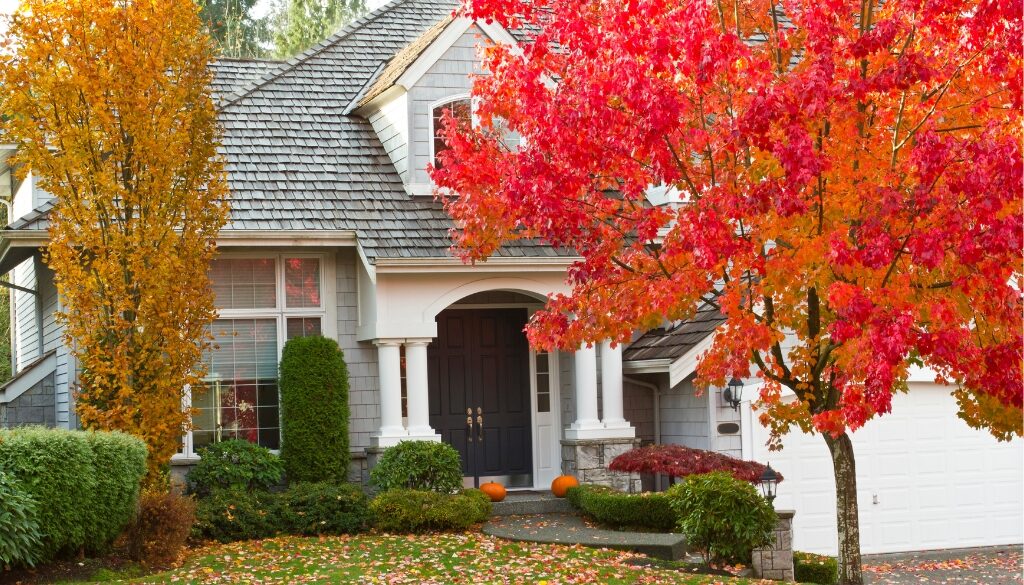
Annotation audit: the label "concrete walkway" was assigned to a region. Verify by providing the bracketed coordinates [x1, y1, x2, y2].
[864, 545, 1022, 584]
[483, 513, 688, 561]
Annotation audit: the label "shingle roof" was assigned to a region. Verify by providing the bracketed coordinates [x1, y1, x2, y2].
[357, 16, 454, 108]
[209, 58, 283, 99]
[6, 199, 53, 231]
[624, 304, 726, 362]
[3, 0, 569, 261]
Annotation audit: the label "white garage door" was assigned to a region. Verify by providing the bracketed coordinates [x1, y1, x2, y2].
[748, 382, 1023, 555]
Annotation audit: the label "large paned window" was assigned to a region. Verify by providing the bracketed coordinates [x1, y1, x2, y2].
[181, 255, 327, 457]
[431, 96, 472, 168]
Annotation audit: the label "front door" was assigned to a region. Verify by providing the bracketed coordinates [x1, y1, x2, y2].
[428, 308, 533, 488]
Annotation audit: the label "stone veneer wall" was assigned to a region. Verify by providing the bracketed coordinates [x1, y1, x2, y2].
[561, 438, 641, 492]
[0, 372, 56, 429]
[752, 509, 795, 581]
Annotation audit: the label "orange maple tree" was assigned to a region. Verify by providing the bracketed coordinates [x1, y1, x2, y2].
[0, 0, 228, 486]
[432, 0, 1022, 582]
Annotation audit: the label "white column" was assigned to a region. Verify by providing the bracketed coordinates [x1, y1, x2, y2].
[600, 340, 635, 437]
[404, 339, 441, 441]
[371, 340, 407, 447]
[565, 344, 604, 439]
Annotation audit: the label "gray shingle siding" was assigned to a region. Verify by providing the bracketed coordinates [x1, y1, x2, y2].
[335, 248, 381, 455]
[407, 25, 483, 185]
[14, 259, 39, 368]
[660, 378, 710, 450]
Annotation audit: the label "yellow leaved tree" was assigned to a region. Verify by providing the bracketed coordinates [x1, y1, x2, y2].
[0, 0, 229, 486]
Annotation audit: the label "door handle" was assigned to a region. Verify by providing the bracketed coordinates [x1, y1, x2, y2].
[466, 408, 474, 442]
[476, 406, 484, 442]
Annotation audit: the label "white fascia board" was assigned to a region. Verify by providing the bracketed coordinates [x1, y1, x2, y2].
[216, 230, 358, 247]
[0, 351, 56, 404]
[397, 17, 520, 92]
[668, 330, 718, 388]
[352, 83, 405, 117]
[396, 17, 476, 91]
[1, 230, 47, 246]
[622, 358, 672, 374]
[374, 256, 580, 274]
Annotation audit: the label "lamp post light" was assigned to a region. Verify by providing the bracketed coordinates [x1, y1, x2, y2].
[722, 377, 744, 410]
[759, 463, 780, 503]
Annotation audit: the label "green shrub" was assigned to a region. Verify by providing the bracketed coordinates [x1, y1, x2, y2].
[0, 427, 146, 561]
[278, 482, 370, 536]
[125, 490, 196, 567]
[667, 471, 777, 564]
[280, 336, 350, 483]
[794, 551, 839, 584]
[83, 431, 148, 553]
[192, 487, 281, 543]
[370, 488, 490, 533]
[0, 469, 43, 568]
[370, 441, 463, 493]
[460, 488, 493, 520]
[186, 439, 284, 496]
[565, 484, 676, 532]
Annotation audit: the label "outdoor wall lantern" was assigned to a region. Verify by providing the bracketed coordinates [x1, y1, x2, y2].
[722, 377, 744, 410]
[759, 463, 780, 503]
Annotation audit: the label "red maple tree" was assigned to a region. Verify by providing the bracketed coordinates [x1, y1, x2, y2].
[431, 1, 1022, 582]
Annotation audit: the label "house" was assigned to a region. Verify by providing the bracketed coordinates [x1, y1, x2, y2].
[0, 0, 1020, 557]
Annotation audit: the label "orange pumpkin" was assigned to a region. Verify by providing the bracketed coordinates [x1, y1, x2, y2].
[550, 475, 579, 497]
[480, 481, 507, 502]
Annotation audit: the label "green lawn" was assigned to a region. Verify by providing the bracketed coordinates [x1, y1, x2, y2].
[90, 533, 762, 584]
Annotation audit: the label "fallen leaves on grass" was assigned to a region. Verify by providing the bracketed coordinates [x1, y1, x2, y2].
[139, 532, 764, 584]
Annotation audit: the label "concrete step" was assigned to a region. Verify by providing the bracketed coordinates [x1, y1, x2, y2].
[490, 491, 578, 516]
[484, 513, 689, 561]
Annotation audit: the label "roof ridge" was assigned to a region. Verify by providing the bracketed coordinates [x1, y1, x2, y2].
[213, 56, 284, 64]
[217, 0, 420, 110]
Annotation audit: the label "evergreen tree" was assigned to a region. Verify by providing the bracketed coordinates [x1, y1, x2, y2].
[200, 0, 271, 59]
[271, 0, 365, 58]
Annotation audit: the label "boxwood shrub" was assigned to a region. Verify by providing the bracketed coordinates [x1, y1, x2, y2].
[186, 439, 284, 496]
[192, 487, 281, 543]
[369, 488, 491, 533]
[192, 482, 372, 543]
[0, 469, 43, 568]
[667, 471, 777, 564]
[278, 482, 371, 536]
[370, 441, 463, 493]
[565, 484, 676, 532]
[0, 427, 146, 561]
[279, 336, 350, 483]
[794, 551, 839, 584]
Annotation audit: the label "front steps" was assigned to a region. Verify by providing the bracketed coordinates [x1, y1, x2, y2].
[490, 491, 576, 516]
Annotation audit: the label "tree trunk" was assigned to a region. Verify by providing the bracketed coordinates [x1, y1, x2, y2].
[824, 432, 864, 585]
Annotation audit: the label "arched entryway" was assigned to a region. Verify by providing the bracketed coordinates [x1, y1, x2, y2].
[427, 291, 551, 488]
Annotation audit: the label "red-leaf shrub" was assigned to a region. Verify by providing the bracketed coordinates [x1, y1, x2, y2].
[609, 444, 782, 484]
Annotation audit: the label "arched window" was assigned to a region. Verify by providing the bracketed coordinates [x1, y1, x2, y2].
[430, 96, 472, 167]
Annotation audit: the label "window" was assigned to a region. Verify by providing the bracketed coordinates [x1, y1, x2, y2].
[431, 96, 472, 168]
[181, 255, 327, 457]
[535, 350, 551, 413]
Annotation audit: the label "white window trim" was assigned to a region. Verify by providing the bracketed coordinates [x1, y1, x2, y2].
[174, 252, 336, 460]
[427, 93, 474, 169]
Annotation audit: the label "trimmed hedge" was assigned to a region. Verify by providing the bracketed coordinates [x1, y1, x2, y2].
[794, 551, 839, 584]
[667, 471, 777, 564]
[370, 441, 463, 493]
[369, 488, 491, 533]
[0, 469, 43, 568]
[83, 431, 151, 552]
[0, 427, 147, 561]
[186, 439, 284, 496]
[565, 485, 676, 532]
[279, 336, 350, 483]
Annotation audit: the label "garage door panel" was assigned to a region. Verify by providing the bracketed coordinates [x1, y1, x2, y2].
[750, 382, 1023, 555]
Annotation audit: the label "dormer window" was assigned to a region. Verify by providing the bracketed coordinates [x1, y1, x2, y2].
[430, 96, 472, 167]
